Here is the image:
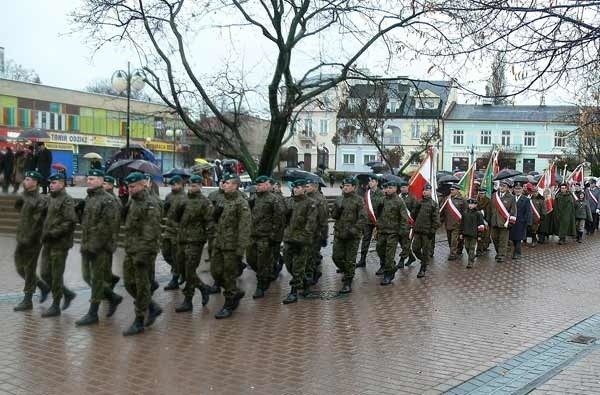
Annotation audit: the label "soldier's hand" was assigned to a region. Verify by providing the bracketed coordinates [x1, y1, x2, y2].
[321, 238, 327, 247]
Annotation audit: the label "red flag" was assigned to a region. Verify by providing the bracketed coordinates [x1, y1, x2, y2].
[408, 148, 435, 201]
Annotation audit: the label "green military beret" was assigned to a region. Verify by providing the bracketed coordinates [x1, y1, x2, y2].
[305, 178, 319, 185]
[87, 169, 105, 177]
[268, 177, 277, 185]
[292, 179, 309, 188]
[24, 170, 44, 181]
[382, 181, 401, 188]
[103, 175, 115, 184]
[222, 173, 240, 182]
[368, 174, 379, 181]
[399, 180, 408, 187]
[341, 177, 357, 186]
[48, 173, 66, 181]
[169, 175, 183, 185]
[189, 175, 203, 184]
[125, 172, 145, 184]
[254, 175, 271, 184]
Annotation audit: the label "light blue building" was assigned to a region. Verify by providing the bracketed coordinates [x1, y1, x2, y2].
[442, 103, 578, 173]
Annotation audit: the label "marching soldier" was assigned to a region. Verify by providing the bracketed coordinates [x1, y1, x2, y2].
[487, 180, 516, 262]
[440, 184, 466, 261]
[211, 173, 251, 319]
[270, 179, 286, 278]
[77, 169, 123, 326]
[304, 180, 328, 286]
[121, 172, 163, 335]
[461, 198, 485, 268]
[399, 181, 417, 267]
[162, 175, 187, 290]
[206, 180, 225, 293]
[175, 175, 213, 312]
[246, 175, 285, 299]
[331, 177, 366, 293]
[13, 171, 51, 312]
[102, 175, 122, 289]
[39, 173, 78, 317]
[357, 175, 383, 268]
[476, 188, 491, 255]
[412, 184, 440, 278]
[376, 180, 409, 286]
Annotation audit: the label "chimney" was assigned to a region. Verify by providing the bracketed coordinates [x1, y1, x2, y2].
[0, 47, 4, 77]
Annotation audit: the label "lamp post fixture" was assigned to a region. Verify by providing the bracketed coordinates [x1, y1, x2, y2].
[111, 62, 145, 159]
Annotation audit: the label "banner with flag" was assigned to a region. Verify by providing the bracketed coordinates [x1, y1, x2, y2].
[566, 163, 585, 187]
[480, 149, 499, 198]
[537, 162, 556, 196]
[458, 161, 476, 198]
[408, 147, 437, 202]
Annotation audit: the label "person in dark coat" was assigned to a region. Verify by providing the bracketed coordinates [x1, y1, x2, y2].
[509, 183, 532, 259]
[553, 183, 576, 244]
[3, 147, 14, 193]
[34, 143, 52, 194]
[23, 146, 36, 173]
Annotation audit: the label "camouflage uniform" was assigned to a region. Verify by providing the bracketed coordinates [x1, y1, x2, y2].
[358, 187, 383, 263]
[399, 191, 418, 263]
[104, 189, 122, 286]
[412, 195, 440, 276]
[376, 193, 409, 279]
[305, 190, 328, 284]
[207, 188, 225, 260]
[161, 188, 187, 282]
[271, 190, 287, 275]
[440, 194, 466, 259]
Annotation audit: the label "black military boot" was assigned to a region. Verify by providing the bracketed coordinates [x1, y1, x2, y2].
[396, 257, 405, 270]
[405, 256, 416, 267]
[417, 264, 427, 278]
[215, 299, 234, 319]
[146, 301, 163, 327]
[151, 280, 160, 294]
[163, 275, 180, 291]
[339, 282, 352, 294]
[252, 287, 265, 299]
[230, 291, 245, 311]
[208, 282, 221, 294]
[175, 296, 193, 313]
[577, 231, 583, 243]
[106, 292, 123, 318]
[466, 260, 474, 269]
[355, 254, 367, 268]
[14, 293, 33, 312]
[41, 299, 61, 318]
[375, 266, 385, 276]
[75, 302, 100, 326]
[123, 317, 145, 336]
[380, 274, 393, 286]
[197, 284, 210, 306]
[62, 288, 76, 311]
[37, 280, 50, 303]
[110, 274, 120, 290]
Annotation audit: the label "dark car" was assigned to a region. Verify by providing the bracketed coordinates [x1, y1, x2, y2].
[281, 167, 326, 187]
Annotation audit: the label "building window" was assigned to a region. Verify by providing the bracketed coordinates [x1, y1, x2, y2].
[426, 125, 436, 137]
[411, 124, 420, 139]
[554, 130, 568, 147]
[387, 100, 398, 113]
[304, 118, 313, 134]
[343, 154, 355, 164]
[453, 130, 464, 145]
[364, 154, 376, 164]
[523, 131, 535, 147]
[480, 130, 491, 145]
[501, 130, 511, 146]
[319, 119, 328, 136]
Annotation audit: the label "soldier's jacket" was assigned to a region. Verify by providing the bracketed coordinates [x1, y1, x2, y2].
[412, 196, 440, 235]
[400, 192, 418, 217]
[123, 189, 162, 256]
[283, 194, 319, 245]
[214, 190, 251, 256]
[486, 191, 516, 228]
[306, 190, 329, 242]
[363, 188, 384, 224]
[208, 188, 226, 229]
[81, 187, 118, 254]
[331, 191, 366, 239]
[587, 187, 600, 212]
[575, 199, 593, 221]
[163, 189, 187, 239]
[41, 189, 77, 250]
[250, 190, 285, 240]
[106, 190, 122, 252]
[15, 189, 47, 246]
[271, 191, 287, 242]
[529, 194, 547, 224]
[461, 208, 484, 238]
[179, 190, 214, 243]
[376, 194, 409, 236]
[441, 194, 466, 230]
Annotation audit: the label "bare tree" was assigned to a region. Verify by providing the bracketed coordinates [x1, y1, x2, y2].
[85, 78, 150, 101]
[2, 59, 41, 83]
[485, 52, 507, 104]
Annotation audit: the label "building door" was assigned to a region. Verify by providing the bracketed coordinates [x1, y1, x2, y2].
[286, 147, 298, 168]
[523, 158, 535, 173]
[317, 147, 329, 170]
[303, 153, 312, 171]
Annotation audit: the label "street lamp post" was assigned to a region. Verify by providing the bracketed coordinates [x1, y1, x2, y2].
[111, 62, 145, 159]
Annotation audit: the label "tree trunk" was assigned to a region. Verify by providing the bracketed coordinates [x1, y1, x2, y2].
[257, 117, 288, 177]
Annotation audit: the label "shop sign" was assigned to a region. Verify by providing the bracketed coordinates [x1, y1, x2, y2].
[48, 132, 124, 148]
[45, 142, 74, 151]
[146, 141, 175, 152]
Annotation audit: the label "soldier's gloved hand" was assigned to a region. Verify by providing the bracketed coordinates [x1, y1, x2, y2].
[14, 197, 24, 211]
[321, 238, 327, 247]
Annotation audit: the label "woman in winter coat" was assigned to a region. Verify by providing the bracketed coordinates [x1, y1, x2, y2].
[575, 191, 592, 243]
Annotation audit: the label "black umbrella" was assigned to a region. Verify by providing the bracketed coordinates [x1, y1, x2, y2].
[512, 175, 530, 184]
[366, 161, 383, 167]
[106, 159, 135, 179]
[493, 169, 522, 181]
[128, 159, 162, 176]
[528, 171, 540, 176]
[380, 174, 405, 184]
[437, 170, 453, 178]
[163, 167, 192, 178]
[19, 128, 50, 140]
[438, 174, 459, 184]
[354, 173, 377, 184]
[282, 168, 326, 186]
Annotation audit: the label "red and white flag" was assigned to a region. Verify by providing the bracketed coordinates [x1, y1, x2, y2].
[408, 147, 437, 202]
[365, 190, 377, 225]
[537, 163, 556, 196]
[567, 163, 585, 187]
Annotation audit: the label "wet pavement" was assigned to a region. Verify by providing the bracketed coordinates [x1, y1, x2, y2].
[2, 232, 600, 394]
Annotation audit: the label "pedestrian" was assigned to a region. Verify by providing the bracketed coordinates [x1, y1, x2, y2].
[13, 171, 51, 312]
[575, 191, 592, 243]
[39, 173, 78, 317]
[585, 179, 600, 235]
[304, 179, 329, 287]
[329, 172, 335, 188]
[282, 179, 319, 304]
[412, 184, 440, 278]
[174, 175, 213, 312]
[331, 177, 366, 294]
[162, 175, 188, 291]
[553, 183, 576, 244]
[11, 149, 26, 193]
[509, 183, 532, 260]
[34, 142, 52, 194]
[460, 198, 485, 268]
[398, 181, 417, 267]
[476, 188, 491, 255]
[246, 175, 285, 299]
[23, 145, 36, 173]
[3, 147, 14, 193]
[101, 175, 122, 289]
[120, 172, 163, 335]
[357, 175, 383, 268]
[440, 184, 466, 261]
[376, 180, 409, 286]
[76, 169, 123, 327]
[211, 173, 251, 319]
[487, 180, 516, 262]
[528, 186, 547, 247]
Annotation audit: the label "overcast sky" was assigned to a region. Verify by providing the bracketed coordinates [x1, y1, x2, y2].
[1, 0, 574, 107]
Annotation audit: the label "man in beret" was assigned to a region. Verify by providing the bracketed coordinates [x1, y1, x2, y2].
[553, 183, 576, 244]
[174, 175, 213, 312]
[13, 171, 51, 312]
[246, 175, 285, 299]
[282, 179, 319, 303]
[376, 180, 409, 285]
[77, 169, 124, 326]
[487, 180, 517, 262]
[440, 184, 466, 261]
[304, 179, 329, 286]
[357, 175, 383, 268]
[412, 184, 440, 277]
[476, 188, 491, 255]
[331, 177, 366, 293]
[162, 175, 188, 291]
[398, 180, 417, 267]
[101, 175, 122, 289]
[270, 179, 286, 279]
[38, 173, 78, 317]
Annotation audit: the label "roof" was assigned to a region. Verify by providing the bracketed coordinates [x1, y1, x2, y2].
[446, 104, 578, 123]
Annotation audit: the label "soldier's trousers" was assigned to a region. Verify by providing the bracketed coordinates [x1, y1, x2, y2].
[123, 252, 153, 319]
[305, 239, 322, 281]
[180, 242, 207, 298]
[412, 233, 433, 265]
[359, 224, 375, 257]
[246, 237, 273, 289]
[446, 229, 462, 257]
[491, 227, 509, 258]
[528, 224, 540, 241]
[376, 233, 399, 276]
[14, 242, 42, 295]
[399, 231, 414, 259]
[283, 242, 308, 290]
[161, 237, 181, 275]
[477, 227, 491, 253]
[332, 237, 359, 283]
[82, 251, 113, 303]
[210, 247, 242, 300]
[41, 245, 68, 301]
[464, 237, 477, 261]
[102, 251, 116, 284]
